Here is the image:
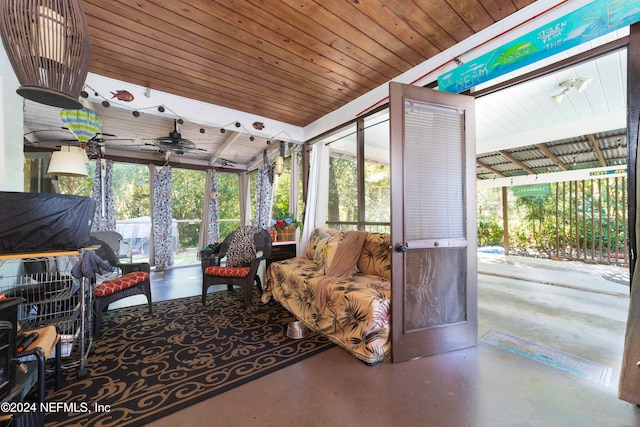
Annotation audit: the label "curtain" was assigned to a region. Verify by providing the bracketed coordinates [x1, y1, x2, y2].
[290, 151, 300, 221]
[151, 165, 173, 269]
[239, 172, 251, 226]
[91, 159, 116, 231]
[198, 168, 220, 254]
[255, 161, 274, 229]
[299, 142, 329, 256]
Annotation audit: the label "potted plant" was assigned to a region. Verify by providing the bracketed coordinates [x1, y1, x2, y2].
[271, 214, 301, 241]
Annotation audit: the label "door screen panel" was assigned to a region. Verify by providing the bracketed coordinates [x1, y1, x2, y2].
[405, 247, 467, 331]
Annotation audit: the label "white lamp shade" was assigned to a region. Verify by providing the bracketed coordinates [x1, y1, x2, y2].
[47, 149, 88, 177]
[67, 145, 90, 163]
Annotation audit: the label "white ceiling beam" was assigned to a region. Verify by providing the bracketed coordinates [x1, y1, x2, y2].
[477, 165, 627, 189]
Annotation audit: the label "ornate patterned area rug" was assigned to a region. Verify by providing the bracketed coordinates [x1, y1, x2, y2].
[481, 330, 612, 385]
[44, 291, 333, 426]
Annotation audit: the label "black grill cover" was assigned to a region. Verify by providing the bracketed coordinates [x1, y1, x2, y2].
[0, 192, 95, 254]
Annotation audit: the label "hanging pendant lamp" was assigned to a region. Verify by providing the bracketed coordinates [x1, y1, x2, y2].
[0, 0, 91, 109]
[47, 145, 88, 177]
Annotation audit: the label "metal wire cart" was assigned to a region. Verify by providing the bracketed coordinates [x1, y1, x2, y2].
[0, 250, 93, 378]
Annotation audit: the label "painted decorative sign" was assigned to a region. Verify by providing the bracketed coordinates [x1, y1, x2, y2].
[513, 184, 551, 197]
[590, 167, 627, 176]
[438, 0, 640, 93]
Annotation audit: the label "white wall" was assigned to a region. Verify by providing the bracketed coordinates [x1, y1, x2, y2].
[0, 42, 24, 191]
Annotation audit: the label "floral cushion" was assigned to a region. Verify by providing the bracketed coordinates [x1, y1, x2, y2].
[94, 271, 149, 297]
[357, 233, 392, 280]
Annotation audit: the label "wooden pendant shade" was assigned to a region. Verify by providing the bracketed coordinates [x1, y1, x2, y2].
[0, 0, 91, 109]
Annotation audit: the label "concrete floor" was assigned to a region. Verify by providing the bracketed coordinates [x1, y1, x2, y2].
[117, 255, 639, 426]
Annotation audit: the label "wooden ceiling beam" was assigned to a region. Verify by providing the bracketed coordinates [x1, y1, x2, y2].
[587, 134, 608, 167]
[211, 131, 242, 166]
[477, 160, 507, 178]
[498, 150, 536, 174]
[535, 143, 568, 171]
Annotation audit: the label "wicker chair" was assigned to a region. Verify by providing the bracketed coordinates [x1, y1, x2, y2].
[202, 226, 272, 308]
[90, 230, 132, 263]
[90, 236, 152, 336]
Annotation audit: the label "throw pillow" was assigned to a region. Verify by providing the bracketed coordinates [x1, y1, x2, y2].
[357, 233, 391, 280]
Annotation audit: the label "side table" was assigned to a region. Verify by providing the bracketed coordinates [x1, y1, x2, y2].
[267, 241, 297, 268]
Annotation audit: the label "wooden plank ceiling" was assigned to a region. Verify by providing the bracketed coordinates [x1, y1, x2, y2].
[24, 0, 628, 178]
[81, 0, 535, 127]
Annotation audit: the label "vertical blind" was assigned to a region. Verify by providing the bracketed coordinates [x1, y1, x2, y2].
[404, 100, 465, 241]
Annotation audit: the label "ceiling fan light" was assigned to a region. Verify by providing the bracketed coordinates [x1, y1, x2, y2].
[575, 77, 593, 93]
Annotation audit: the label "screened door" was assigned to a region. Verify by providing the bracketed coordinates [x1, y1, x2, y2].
[389, 82, 477, 363]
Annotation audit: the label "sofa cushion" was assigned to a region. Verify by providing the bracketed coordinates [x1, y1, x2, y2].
[94, 271, 149, 297]
[204, 266, 251, 278]
[306, 228, 343, 266]
[357, 232, 391, 280]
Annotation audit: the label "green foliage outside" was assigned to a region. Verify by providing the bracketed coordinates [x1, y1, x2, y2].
[328, 157, 357, 223]
[327, 156, 390, 228]
[58, 163, 245, 264]
[271, 159, 293, 223]
[478, 181, 627, 259]
[216, 172, 241, 239]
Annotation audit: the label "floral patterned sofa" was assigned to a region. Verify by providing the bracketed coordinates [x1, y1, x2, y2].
[262, 228, 391, 365]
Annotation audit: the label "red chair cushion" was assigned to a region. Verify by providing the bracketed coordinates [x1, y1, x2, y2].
[94, 271, 149, 297]
[204, 266, 251, 278]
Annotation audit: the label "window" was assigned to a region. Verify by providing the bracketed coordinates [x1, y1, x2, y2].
[217, 172, 241, 239]
[112, 163, 151, 263]
[172, 168, 206, 265]
[327, 124, 358, 230]
[272, 154, 293, 220]
[364, 111, 390, 232]
[320, 109, 390, 232]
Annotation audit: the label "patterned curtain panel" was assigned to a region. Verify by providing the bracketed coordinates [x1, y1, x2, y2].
[207, 169, 221, 243]
[91, 159, 116, 231]
[255, 162, 274, 229]
[152, 165, 174, 269]
[198, 169, 221, 252]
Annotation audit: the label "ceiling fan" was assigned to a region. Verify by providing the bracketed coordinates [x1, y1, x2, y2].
[214, 157, 238, 167]
[145, 119, 208, 156]
[23, 128, 130, 152]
